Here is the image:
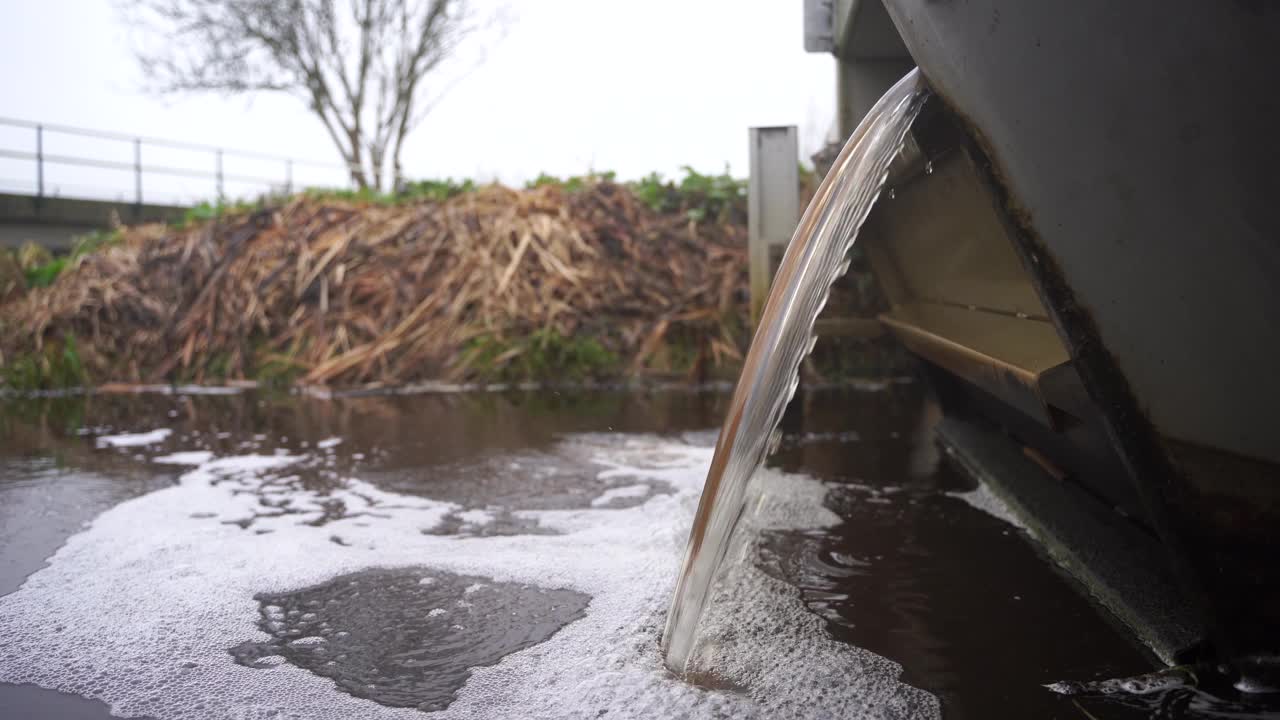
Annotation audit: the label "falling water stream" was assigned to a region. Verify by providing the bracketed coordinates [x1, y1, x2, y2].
[662, 68, 930, 673]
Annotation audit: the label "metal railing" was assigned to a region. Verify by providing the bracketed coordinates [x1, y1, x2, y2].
[0, 116, 350, 205]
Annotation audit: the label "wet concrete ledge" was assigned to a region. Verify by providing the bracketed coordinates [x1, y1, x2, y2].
[936, 417, 1201, 665]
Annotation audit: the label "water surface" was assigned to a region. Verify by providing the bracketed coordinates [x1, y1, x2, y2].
[0, 386, 1206, 718]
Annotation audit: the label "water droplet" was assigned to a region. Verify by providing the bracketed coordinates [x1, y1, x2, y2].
[887, 188, 896, 200]
[924, 160, 934, 175]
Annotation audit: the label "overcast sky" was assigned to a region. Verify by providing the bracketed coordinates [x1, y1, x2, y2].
[0, 1, 836, 204]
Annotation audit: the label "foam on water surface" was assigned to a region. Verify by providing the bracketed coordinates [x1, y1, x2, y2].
[0, 431, 937, 719]
[95, 428, 173, 448]
[153, 451, 216, 466]
[947, 483, 1030, 532]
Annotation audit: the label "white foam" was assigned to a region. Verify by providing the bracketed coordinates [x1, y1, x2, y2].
[948, 483, 1030, 531]
[153, 451, 216, 466]
[0, 435, 937, 720]
[317, 437, 343, 450]
[95, 384, 245, 396]
[95, 428, 172, 448]
[456, 509, 493, 526]
[590, 483, 652, 508]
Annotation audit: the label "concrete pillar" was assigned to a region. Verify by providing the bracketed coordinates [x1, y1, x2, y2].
[837, 58, 916, 138]
[747, 126, 800, 328]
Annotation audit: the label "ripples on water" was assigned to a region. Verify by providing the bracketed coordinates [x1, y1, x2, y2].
[229, 568, 591, 712]
[0, 388, 950, 719]
[1, 388, 1272, 719]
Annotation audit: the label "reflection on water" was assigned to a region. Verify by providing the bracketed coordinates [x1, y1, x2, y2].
[763, 386, 1150, 719]
[0, 385, 1266, 718]
[0, 457, 171, 596]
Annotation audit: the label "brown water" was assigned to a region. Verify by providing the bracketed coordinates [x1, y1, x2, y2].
[228, 567, 591, 711]
[0, 385, 1237, 719]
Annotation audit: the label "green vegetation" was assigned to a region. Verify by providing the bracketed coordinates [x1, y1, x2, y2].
[2, 334, 88, 389]
[0, 167, 902, 392]
[251, 338, 310, 389]
[9, 166, 750, 295]
[303, 178, 478, 206]
[23, 257, 68, 289]
[629, 166, 746, 223]
[170, 198, 275, 229]
[180, 166, 747, 227]
[69, 229, 124, 259]
[295, 167, 750, 226]
[460, 328, 619, 382]
[524, 171, 617, 193]
[17, 229, 124, 289]
[524, 167, 747, 224]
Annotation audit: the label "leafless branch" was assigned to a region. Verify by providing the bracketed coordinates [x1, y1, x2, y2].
[123, 0, 485, 190]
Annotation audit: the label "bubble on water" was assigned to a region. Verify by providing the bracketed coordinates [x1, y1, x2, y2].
[288, 636, 325, 646]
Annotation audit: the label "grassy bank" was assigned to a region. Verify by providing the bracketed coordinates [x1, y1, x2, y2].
[0, 172, 755, 390]
[0, 169, 896, 391]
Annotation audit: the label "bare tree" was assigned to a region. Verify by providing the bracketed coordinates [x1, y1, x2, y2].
[127, 0, 481, 190]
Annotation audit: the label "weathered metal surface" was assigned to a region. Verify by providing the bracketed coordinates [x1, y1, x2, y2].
[831, 0, 910, 60]
[829, 1, 914, 138]
[937, 417, 1202, 664]
[871, 148, 1048, 318]
[879, 303, 1066, 428]
[859, 136, 1074, 428]
[882, 0, 1280, 660]
[884, 0, 1280, 467]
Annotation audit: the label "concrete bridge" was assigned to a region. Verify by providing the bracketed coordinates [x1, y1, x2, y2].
[0, 194, 187, 252]
[0, 117, 346, 252]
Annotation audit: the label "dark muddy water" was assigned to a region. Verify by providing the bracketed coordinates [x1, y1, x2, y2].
[0, 385, 1246, 719]
[229, 567, 591, 712]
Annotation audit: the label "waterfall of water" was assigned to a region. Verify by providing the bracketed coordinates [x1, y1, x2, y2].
[662, 68, 931, 674]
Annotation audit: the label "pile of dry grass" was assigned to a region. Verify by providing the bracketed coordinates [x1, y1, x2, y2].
[0, 182, 750, 388]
